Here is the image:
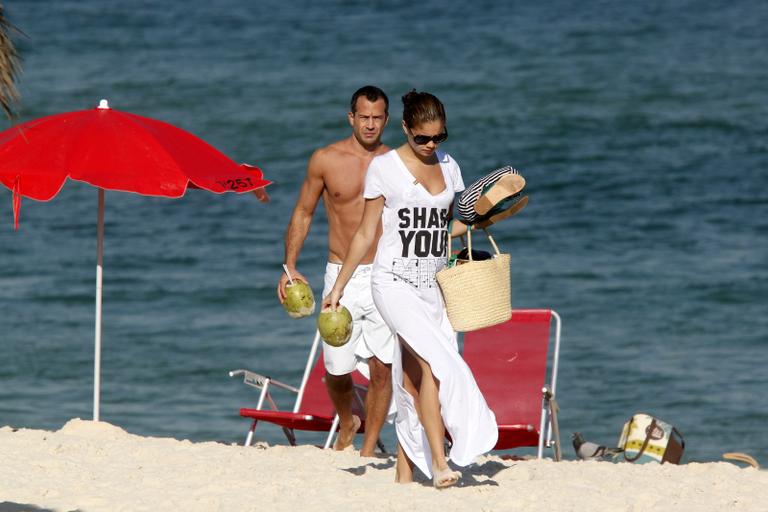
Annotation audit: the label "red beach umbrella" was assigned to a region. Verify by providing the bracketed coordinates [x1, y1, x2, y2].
[0, 99, 272, 421]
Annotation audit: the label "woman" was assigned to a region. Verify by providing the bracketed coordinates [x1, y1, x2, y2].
[323, 90, 498, 488]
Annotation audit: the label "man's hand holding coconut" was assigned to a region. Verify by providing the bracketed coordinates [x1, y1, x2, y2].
[279, 265, 316, 319]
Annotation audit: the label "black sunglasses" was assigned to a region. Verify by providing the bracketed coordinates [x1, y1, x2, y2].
[410, 128, 448, 145]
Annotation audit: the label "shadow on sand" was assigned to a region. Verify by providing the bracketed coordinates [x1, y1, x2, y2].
[340, 457, 511, 488]
[0, 503, 78, 512]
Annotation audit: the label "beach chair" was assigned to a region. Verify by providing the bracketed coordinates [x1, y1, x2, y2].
[463, 309, 563, 460]
[229, 331, 374, 450]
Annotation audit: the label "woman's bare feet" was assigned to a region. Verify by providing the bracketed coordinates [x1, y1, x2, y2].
[333, 415, 361, 451]
[395, 467, 414, 484]
[432, 465, 461, 489]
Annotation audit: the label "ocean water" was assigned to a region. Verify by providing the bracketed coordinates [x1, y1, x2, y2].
[1, 1, 767, 464]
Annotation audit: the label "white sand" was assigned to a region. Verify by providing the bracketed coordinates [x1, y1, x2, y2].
[0, 419, 765, 512]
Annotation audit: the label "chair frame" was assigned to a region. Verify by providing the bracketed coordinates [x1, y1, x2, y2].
[463, 309, 562, 460]
[539, 309, 562, 459]
[229, 331, 369, 449]
[231, 310, 561, 458]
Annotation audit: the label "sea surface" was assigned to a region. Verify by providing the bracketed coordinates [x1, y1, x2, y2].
[1, 1, 767, 464]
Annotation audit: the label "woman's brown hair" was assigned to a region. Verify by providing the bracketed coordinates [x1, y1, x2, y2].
[401, 90, 446, 129]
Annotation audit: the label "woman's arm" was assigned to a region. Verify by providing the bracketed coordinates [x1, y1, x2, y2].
[323, 196, 385, 310]
[448, 200, 468, 236]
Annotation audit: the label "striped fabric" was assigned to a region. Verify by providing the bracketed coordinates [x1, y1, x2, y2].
[457, 166, 520, 224]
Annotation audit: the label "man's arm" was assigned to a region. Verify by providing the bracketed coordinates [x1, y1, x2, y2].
[277, 150, 325, 301]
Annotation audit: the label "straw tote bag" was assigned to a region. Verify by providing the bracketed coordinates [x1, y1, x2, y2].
[436, 226, 512, 332]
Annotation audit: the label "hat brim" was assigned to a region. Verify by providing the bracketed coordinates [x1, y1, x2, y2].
[473, 195, 529, 229]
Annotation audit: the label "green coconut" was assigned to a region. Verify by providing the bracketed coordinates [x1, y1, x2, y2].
[282, 281, 315, 318]
[317, 306, 353, 347]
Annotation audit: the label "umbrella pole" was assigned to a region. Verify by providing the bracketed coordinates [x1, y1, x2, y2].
[93, 188, 105, 421]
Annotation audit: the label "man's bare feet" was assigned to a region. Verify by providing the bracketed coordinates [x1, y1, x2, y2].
[432, 466, 461, 489]
[333, 415, 361, 451]
[360, 450, 388, 459]
[395, 444, 414, 484]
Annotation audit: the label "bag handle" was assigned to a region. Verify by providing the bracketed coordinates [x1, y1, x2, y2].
[623, 417, 657, 463]
[483, 228, 502, 256]
[445, 222, 502, 262]
[672, 426, 685, 450]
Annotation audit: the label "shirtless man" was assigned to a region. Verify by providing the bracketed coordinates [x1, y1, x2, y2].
[277, 86, 394, 456]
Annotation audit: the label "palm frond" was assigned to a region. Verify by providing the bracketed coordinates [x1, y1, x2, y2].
[0, 3, 22, 120]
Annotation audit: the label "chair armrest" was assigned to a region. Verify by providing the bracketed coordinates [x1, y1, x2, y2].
[229, 369, 300, 393]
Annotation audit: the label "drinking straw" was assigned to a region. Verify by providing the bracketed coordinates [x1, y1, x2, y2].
[282, 264, 295, 285]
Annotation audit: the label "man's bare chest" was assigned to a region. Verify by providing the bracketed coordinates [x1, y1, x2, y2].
[323, 164, 368, 204]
